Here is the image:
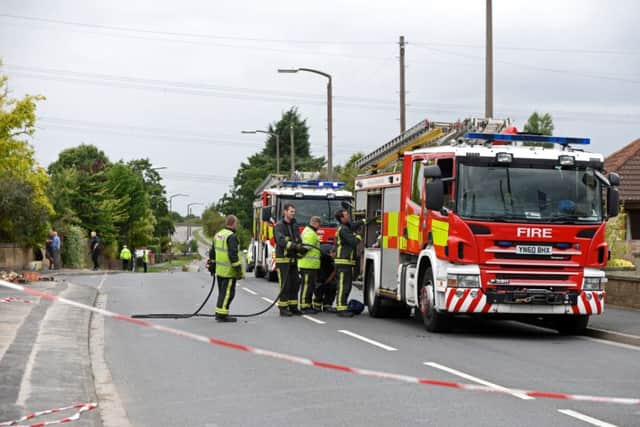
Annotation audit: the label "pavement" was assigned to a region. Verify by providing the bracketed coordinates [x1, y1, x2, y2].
[1, 268, 639, 427]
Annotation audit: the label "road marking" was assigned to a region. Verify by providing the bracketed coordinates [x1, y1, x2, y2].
[98, 273, 108, 290]
[302, 315, 326, 325]
[557, 409, 617, 427]
[424, 362, 534, 400]
[242, 287, 258, 295]
[338, 330, 397, 351]
[589, 327, 640, 340]
[261, 297, 274, 304]
[580, 336, 640, 352]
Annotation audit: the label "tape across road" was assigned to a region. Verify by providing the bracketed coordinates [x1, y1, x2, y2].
[1, 279, 639, 407]
[0, 402, 97, 426]
[1, 296, 31, 304]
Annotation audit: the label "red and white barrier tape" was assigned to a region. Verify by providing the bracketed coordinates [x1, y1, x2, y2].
[0, 402, 96, 426]
[1, 279, 638, 407]
[1, 296, 31, 304]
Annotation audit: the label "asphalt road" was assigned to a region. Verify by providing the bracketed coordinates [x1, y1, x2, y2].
[71, 270, 639, 427]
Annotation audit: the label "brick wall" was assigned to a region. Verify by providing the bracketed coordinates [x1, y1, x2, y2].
[0, 244, 33, 271]
[606, 274, 640, 310]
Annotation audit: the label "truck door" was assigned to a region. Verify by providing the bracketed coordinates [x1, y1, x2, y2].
[425, 155, 455, 259]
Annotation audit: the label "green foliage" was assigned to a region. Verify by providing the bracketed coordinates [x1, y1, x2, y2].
[217, 108, 324, 229]
[202, 205, 226, 238]
[606, 206, 631, 262]
[60, 225, 88, 268]
[0, 65, 51, 245]
[334, 152, 364, 192]
[128, 159, 174, 239]
[189, 239, 199, 253]
[523, 112, 555, 150]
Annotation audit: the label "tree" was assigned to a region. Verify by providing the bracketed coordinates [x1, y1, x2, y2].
[201, 204, 226, 238]
[0, 64, 51, 245]
[524, 112, 554, 136]
[217, 108, 324, 229]
[334, 152, 364, 192]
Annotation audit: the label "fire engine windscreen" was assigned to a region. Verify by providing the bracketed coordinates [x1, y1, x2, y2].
[456, 164, 603, 223]
[279, 197, 350, 226]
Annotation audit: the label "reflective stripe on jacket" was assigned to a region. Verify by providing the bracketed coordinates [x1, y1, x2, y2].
[120, 248, 131, 260]
[215, 228, 241, 278]
[298, 225, 321, 270]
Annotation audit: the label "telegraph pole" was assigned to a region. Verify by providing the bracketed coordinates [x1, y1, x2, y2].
[290, 123, 295, 178]
[485, 0, 494, 119]
[399, 35, 406, 133]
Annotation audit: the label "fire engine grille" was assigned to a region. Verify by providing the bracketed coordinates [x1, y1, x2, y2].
[494, 253, 572, 261]
[495, 273, 570, 281]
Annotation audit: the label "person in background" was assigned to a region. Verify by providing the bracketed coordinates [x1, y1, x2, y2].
[334, 209, 361, 318]
[90, 231, 100, 271]
[212, 215, 243, 323]
[142, 249, 149, 273]
[45, 234, 54, 270]
[51, 230, 62, 270]
[120, 245, 132, 271]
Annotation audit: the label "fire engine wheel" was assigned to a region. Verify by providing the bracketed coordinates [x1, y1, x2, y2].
[365, 263, 386, 318]
[555, 315, 589, 335]
[419, 268, 451, 333]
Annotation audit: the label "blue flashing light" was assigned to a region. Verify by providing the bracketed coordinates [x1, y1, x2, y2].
[556, 242, 571, 249]
[497, 241, 512, 247]
[281, 180, 346, 189]
[465, 133, 590, 145]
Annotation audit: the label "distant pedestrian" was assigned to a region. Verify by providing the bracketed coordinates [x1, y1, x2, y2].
[51, 230, 62, 270]
[90, 231, 100, 271]
[142, 249, 149, 273]
[45, 235, 54, 270]
[212, 215, 243, 322]
[120, 245, 132, 271]
[298, 216, 322, 314]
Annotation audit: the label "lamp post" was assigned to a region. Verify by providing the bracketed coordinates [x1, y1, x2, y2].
[168, 193, 189, 214]
[242, 130, 280, 174]
[186, 202, 204, 242]
[278, 67, 333, 178]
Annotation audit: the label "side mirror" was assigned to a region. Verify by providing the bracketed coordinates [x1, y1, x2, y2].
[341, 200, 353, 210]
[261, 207, 272, 222]
[608, 172, 621, 187]
[426, 180, 444, 211]
[607, 187, 620, 218]
[423, 165, 442, 179]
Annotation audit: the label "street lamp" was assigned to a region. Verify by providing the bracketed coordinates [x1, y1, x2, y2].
[168, 193, 189, 214]
[278, 67, 333, 178]
[186, 202, 204, 241]
[242, 130, 281, 174]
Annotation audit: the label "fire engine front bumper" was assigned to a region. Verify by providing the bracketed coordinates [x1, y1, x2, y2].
[442, 288, 605, 315]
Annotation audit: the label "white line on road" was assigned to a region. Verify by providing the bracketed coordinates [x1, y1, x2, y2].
[242, 287, 258, 295]
[261, 297, 274, 304]
[302, 315, 326, 325]
[98, 273, 108, 290]
[580, 336, 640, 352]
[424, 362, 534, 400]
[338, 330, 397, 351]
[589, 327, 640, 340]
[557, 409, 617, 427]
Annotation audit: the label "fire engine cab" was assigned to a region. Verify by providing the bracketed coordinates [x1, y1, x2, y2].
[355, 118, 620, 334]
[248, 174, 353, 281]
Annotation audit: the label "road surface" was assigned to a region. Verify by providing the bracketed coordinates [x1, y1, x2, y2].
[49, 269, 637, 427]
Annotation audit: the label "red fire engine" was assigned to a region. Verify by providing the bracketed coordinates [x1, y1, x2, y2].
[247, 174, 353, 281]
[355, 118, 620, 334]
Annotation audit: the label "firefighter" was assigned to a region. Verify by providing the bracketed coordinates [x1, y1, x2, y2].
[274, 203, 304, 317]
[334, 209, 361, 317]
[313, 244, 337, 312]
[298, 216, 322, 314]
[213, 215, 243, 323]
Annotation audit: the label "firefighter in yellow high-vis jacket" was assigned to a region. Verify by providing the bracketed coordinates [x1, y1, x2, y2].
[213, 215, 243, 323]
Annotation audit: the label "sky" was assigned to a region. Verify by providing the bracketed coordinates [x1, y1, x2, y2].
[1, 0, 638, 215]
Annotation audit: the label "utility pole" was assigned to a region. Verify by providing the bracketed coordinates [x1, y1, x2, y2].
[399, 35, 406, 133]
[290, 123, 295, 178]
[485, 0, 494, 119]
[327, 76, 333, 178]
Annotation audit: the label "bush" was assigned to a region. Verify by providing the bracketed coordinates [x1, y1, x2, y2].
[606, 206, 631, 261]
[61, 225, 88, 268]
[607, 258, 634, 268]
[189, 239, 199, 253]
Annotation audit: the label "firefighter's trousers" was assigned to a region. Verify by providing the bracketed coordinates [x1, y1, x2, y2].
[215, 276, 237, 316]
[336, 266, 353, 312]
[299, 268, 318, 309]
[276, 261, 300, 308]
[313, 280, 337, 311]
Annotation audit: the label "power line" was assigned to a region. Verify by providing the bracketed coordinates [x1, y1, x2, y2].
[411, 41, 640, 56]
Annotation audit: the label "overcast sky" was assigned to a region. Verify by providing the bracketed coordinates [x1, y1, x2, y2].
[1, 0, 638, 215]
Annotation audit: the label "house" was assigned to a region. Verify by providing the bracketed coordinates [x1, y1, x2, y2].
[604, 138, 640, 240]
